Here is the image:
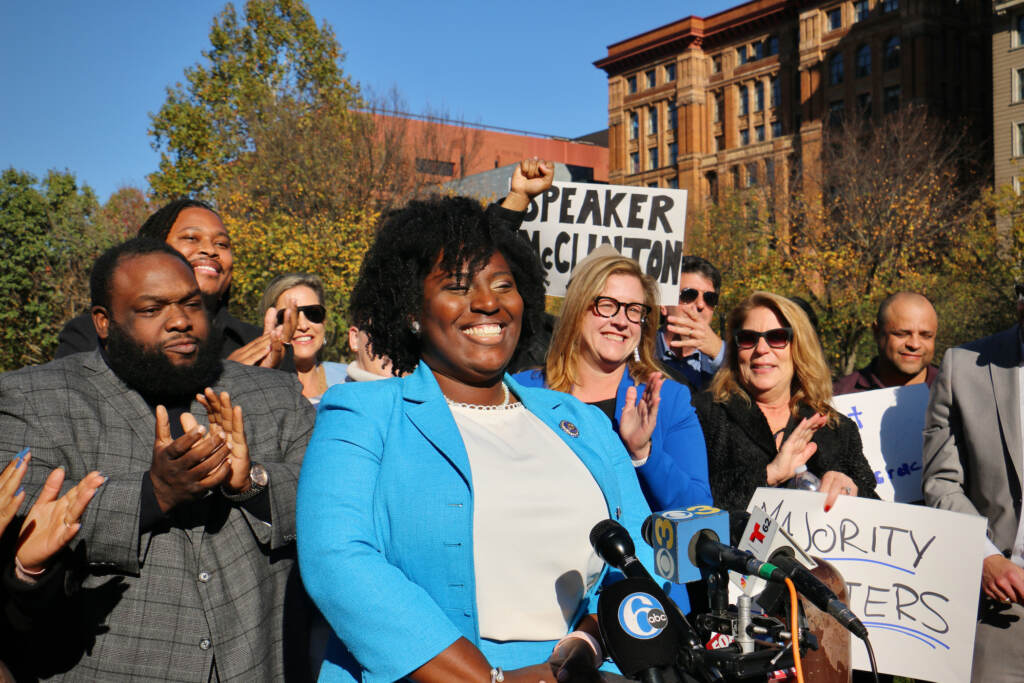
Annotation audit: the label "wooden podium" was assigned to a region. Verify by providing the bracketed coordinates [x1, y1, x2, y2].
[779, 557, 853, 683]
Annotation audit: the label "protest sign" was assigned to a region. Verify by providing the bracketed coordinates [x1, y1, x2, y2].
[518, 181, 688, 304]
[831, 384, 930, 503]
[747, 488, 986, 682]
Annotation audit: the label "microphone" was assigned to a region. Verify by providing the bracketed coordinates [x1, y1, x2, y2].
[769, 549, 869, 640]
[596, 577, 682, 683]
[640, 507, 787, 583]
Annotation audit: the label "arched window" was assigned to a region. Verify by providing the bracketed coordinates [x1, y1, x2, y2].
[855, 44, 871, 78]
[884, 36, 901, 71]
[829, 53, 844, 85]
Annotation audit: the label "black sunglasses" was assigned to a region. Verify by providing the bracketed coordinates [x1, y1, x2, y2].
[679, 288, 719, 307]
[277, 304, 326, 326]
[593, 296, 651, 324]
[734, 327, 793, 350]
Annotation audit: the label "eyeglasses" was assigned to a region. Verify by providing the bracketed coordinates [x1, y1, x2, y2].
[593, 296, 651, 324]
[276, 304, 326, 326]
[734, 327, 793, 349]
[679, 288, 719, 308]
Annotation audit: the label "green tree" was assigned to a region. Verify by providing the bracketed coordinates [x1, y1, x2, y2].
[0, 169, 112, 369]
[148, 0, 361, 201]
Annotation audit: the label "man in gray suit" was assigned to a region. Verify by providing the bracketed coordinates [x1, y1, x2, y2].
[0, 239, 315, 680]
[923, 295, 1024, 682]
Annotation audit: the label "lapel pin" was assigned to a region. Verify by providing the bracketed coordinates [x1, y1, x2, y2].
[559, 420, 579, 438]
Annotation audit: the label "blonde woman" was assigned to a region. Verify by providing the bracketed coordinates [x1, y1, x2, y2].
[515, 248, 711, 512]
[693, 291, 877, 512]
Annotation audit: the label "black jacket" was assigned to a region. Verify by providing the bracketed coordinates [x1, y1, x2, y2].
[692, 390, 878, 511]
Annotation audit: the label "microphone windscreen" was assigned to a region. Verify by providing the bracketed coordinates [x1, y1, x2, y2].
[642, 506, 730, 584]
[597, 577, 680, 678]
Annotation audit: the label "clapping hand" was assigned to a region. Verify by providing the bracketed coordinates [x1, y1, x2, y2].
[226, 299, 298, 368]
[766, 413, 826, 487]
[619, 373, 664, 462]
[0, 450, 30, 538]
[149, 405, 230, 513]
[197, 388, 251, 494]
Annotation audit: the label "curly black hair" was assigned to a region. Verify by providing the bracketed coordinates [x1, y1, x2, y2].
[349, 197, 546, 376]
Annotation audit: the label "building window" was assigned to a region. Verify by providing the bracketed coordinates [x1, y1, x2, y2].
[881, 0, 898, 12]
[731, 166, 741, 188]
[1017, 15, 1024, 48]
[669, 142, 678, 166]
[1014, 122, 1024, 157]
[712, 92, 722, 122]
[771, 76, 780, 107]
[706, 171, 718, 199]
[829, 53, 844, 85]
[714, 134, 725, 152]
[667, 177, 679, 189]
[415, 158, 455, 175]
[857, 92, 872, 117]
[855, 44, 871, 78]
[829, 100, 845, 126]
[712, 54, 722, 73]
[884, 85, 901, 113]
[755, 125, 765, 142]
[827, 7, 842, 31]
[665, 63, 676, 82]
[629, 112, 638, 140]
[648, 105, 658, 134]
[1014, 176, 1022, 195]
[740, 128, 750, 146]
[737, 45, 748, 65]
[746, 162, 758, 187]
[765, 158, 775, 185]
[739, 85, 749, 116]
[648, 147, 659, 170]
[884, 36, 900, 70]
[646, 69, 656, 89]
[767, 35, 779, 56]
[754, 81, 765, 112]
[854, 0, 868, 22]
[630, 152, 639, 174]
[668, 102, 678, 131]
[772, 120, 782, 138]
[648, 182, 659, 188]
[753, 40, 765, 61]
[628, 75, 637, 94]
[1016, 68, 1024, 103]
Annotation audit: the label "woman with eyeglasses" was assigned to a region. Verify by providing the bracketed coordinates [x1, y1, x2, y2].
[259, 273, 345, 404]
[515, 247, 712, 513]
[693, 291, 877, 512]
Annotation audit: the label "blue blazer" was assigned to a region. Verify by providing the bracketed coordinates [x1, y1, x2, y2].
[514, 368, 712, 513]
[297, 363, 669, 683]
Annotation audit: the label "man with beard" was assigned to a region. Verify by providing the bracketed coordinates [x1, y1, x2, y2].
[0, 238, 315, 681]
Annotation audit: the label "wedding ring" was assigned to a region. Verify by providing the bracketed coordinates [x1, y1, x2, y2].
[842, 487, 852, 494]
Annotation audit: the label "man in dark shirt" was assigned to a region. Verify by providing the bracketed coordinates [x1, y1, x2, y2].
[1, 239, 314, 680]
[55, 199, 295, 369]
[834, 292, 938, 395]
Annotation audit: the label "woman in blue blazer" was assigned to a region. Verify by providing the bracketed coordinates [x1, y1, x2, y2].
[297, 163, 673, 683]
[514, 248, 711, 514]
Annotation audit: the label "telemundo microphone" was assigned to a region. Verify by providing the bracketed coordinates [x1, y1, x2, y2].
[640, 506, 787, 584]
[735, 509, 869, 640]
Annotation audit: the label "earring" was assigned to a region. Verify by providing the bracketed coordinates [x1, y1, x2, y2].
[410, 320, 421, 335]
[633, 346, 641, 362]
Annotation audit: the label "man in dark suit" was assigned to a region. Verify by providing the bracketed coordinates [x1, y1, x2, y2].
[923, 291, 1024, 682]
[0, 238, 315, 680]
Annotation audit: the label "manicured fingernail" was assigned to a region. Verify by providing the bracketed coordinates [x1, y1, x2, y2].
[15, 487, 23, 497]
[15, 446, 29, 465]
[824, 504, 832, 512]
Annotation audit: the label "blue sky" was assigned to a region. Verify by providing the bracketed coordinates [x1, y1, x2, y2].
[1, 1, 736, 202]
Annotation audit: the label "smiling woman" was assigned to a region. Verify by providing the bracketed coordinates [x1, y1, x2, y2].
[297, 161, 663, 683]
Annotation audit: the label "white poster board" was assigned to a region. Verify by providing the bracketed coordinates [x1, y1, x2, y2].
[831, 384, 930, 503]
[747, 488, 986, 682]
[518, 181, 688, 304]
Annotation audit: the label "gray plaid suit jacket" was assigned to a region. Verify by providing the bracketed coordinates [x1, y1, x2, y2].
[0, 350, 315, 681]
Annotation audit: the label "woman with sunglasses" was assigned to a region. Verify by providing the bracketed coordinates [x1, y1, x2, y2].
[259, 273, 344, 403]
[693, 292, 876, 512]
[515, 247, 712, 513]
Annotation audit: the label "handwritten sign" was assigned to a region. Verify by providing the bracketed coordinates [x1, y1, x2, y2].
[831, 384, 930, 503]
[748, 488, 986, 682]
[518, 181, 688, 304]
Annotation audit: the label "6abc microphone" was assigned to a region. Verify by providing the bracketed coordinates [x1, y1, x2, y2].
[591, 504, 871, 682]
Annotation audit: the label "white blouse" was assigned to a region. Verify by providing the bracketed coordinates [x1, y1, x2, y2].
[447, 400, 608, 641]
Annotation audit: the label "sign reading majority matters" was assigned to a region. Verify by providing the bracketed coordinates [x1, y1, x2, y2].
[747, 488, 986, 682]
[518, 182, 688, 303]
[831, 384, 930, 503]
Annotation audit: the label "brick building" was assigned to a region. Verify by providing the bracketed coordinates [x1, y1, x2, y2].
[594, 0, 990, 215]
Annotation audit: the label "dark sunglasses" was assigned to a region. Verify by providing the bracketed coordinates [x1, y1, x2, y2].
[679, 288, 719, 307]
[276, 304, 326, 326]
[734, 327, 793, 350]
[593, 296, 652, 324]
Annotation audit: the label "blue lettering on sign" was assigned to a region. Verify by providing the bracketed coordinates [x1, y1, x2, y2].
[887, 461, 922, 479]
[847, 406, 864, 429]
[617, 592, 668, 640]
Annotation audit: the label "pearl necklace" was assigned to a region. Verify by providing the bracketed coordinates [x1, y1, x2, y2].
[444, 382, 513, 410]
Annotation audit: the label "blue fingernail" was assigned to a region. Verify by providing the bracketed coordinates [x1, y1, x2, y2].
[15, 446, 29, 465]
[15, 487, 23, 497]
